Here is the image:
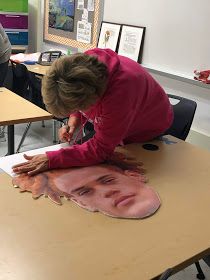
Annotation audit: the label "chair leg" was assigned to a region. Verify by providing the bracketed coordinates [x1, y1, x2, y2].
[41, 120, 45, 128]
[53, 120, 57, 144]
[0, 126, 6, 142]
[158, 268, 173, 280]
[195, 261, 205, 279]
[16, 122, 31, 153]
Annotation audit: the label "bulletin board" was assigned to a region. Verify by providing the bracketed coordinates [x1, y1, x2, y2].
[44, 0, 104, 50]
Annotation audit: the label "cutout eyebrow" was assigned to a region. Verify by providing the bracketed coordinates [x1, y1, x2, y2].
[96, 174, 112, 182]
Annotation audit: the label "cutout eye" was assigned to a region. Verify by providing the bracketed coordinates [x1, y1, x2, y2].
[105, 178, 114, 182]
[79, 188, 92, 196]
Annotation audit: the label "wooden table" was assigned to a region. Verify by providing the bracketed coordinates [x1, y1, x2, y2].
[25, 64, 50, 76]
[0, 136, 210, 280]
[0, 87, 52, 155]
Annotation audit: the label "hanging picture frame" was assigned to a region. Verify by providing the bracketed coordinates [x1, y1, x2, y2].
[117, 24, 146, 63]
[97, 21, 121, 51]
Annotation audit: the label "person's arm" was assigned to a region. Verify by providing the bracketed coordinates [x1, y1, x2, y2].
[12, 112, 87, 175]
[0, 24, 11, 54]
[0, 31, 5, 53]
[47, 89, 135, 168]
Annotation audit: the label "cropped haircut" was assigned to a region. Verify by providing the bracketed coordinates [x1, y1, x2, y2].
[41, 53, 108, 117]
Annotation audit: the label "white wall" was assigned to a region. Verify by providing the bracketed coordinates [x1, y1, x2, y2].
[103, 0, 210, 79]
[28, 0, 39, 52]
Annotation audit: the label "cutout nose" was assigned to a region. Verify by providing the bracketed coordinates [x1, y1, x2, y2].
[104, 190, 120, 198]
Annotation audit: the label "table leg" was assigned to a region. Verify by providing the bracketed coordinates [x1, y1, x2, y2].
[158, 268, 173, 280]
[7, 125, 15, 155]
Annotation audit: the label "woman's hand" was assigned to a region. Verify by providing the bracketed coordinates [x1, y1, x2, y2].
[58, 115, 80, 142]
[58, 125, 76, 142]
[12, 154, 49, 176]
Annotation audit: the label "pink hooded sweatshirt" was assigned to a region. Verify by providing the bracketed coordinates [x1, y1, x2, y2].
[46, 48, 173, 169]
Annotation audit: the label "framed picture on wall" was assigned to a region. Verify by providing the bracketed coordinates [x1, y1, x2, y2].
[117, 25, 146, 63]
[97, 21, 121, 51]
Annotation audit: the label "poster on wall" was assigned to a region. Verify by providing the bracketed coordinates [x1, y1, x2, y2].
[49, 0, 75, 32]
[87, 0, 95, 11]
[77, 0, 84, 10]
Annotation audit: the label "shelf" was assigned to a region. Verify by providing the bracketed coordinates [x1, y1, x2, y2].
[11, 45, 28, 54]
[143, 64, 210, 90]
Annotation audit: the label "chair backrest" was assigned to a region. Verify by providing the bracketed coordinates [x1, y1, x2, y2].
[10, 60, 30, 99]
[166, 94, 197, 140]
[28, 73, 68, 124]
[10, 61, 47, 110]
[28, 72, 46, 109]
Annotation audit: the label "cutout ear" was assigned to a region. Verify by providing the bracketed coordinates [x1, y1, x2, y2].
[70, 197, 98, 212]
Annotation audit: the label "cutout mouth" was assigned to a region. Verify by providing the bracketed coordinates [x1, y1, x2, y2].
[114, 194, 135, 207]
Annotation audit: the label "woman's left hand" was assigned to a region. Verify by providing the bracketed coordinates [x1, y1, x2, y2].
[12, 154, 49, 176]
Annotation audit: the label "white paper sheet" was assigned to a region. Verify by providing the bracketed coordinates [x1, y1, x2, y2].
[87, 0, 95, 11]
[77, 21, 92, 43]
[82, 8, 89, 22]
[0, 143, 68, 177]
[10, 52, 40, 63]
[77, 0, 84, 10]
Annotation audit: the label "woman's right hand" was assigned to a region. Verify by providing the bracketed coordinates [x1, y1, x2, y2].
[58, 125, 76, 142]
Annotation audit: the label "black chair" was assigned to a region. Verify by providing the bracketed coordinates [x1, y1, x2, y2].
[10, 61, 67, 152]
[166, 94, 197, 141]
[10, 60, 30, 99]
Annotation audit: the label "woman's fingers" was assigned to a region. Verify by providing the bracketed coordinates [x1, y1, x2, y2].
[12, 154, 49, 175]
[58, 125, 76, 142]
[58, 126, 69, 142]
[12, 154, 34, 169]
[12, 161, 30, 169]
[13, 164, 36, 174]
[23, 154, 34, 160]
[28, 167, 45, 176]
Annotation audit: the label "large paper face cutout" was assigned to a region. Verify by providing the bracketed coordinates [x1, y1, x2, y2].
[12, 153, 161, 219]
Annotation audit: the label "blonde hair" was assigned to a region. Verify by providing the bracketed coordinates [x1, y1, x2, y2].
[41, 53, 108, 117]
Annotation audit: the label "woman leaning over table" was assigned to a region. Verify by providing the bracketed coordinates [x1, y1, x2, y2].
[12, 48, 173, 176]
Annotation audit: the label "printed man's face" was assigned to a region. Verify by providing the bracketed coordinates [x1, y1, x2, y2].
[54, 165, 160, 218]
